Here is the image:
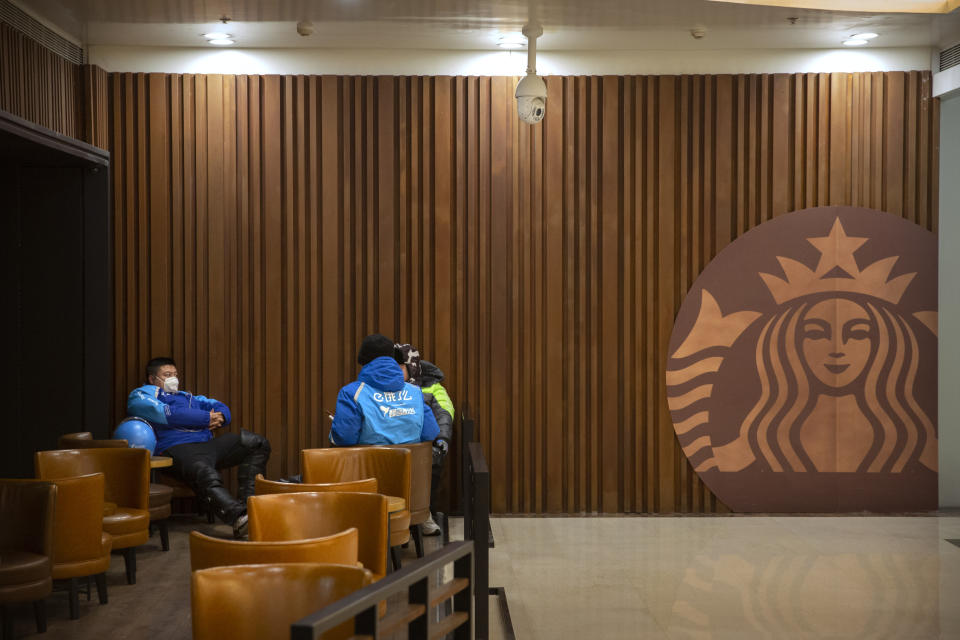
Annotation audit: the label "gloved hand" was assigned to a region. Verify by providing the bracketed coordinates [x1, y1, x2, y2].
[432, 438, 449, 466]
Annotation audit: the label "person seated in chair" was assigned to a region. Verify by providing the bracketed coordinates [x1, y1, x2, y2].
[127, 357, 270, 538]
[395, 343, 454, 536]
[331, 334, 440, 446]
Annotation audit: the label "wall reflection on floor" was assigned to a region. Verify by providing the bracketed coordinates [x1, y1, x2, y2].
[487, 516, 960, 640]
[671, 551, 939, 638]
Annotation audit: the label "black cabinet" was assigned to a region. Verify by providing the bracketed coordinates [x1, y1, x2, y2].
[0, 110, 111, 478]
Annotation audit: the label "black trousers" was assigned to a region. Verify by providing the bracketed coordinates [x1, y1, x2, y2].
[164, 429, 270, 524]
[166, 432, 250, 476]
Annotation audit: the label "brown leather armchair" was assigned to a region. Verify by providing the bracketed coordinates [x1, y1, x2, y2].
[36, 448, 149, 584]
[301, 448, 411, 555]
[58, 432, 174, 552]
[191, 563, 372, 640]
[47, 473, 113, 619]
[189, 528, 359, 571]
[247, 492, 389, 580]
[254, 474, 378, 495]
[0, 479, 56, 637]
[57, 432, 114, 448]
[379, 442, 433, 557]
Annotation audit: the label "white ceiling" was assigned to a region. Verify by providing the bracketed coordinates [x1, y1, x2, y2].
[15, 0, 960, 51]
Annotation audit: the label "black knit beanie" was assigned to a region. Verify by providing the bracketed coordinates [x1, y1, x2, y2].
[357, 333, 397, 366]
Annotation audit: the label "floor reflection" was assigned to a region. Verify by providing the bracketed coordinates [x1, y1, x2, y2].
[670, 551, 939, 639]
[487, 515, 960, 640]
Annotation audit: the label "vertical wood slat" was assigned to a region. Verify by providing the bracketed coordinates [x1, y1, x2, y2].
[0, 23, 82, 141]
[2, 49, 941, 512]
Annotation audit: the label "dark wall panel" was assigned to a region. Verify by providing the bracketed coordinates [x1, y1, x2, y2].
[0, 114, 112, 478]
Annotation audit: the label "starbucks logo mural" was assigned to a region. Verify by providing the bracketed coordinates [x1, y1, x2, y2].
[667, 207, 937, 512]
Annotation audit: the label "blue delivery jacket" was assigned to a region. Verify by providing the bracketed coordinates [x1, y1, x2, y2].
[331, 357, 440, 446]
[127, 385, 231, 454]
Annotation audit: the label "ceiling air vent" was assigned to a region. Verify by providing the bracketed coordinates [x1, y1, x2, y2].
[941, 42, 960, 72]
[0, 0, 83, 64]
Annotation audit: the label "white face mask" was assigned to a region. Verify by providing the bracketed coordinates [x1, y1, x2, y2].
[160, 377, 179, 393]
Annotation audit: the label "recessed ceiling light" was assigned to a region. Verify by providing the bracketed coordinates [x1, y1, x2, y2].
[202, 32, 231, 40]
[209, 38, 235, 45]
[842, 38, 867, 46]
[497, 33, 526, 49]
[851, 32, 878, 40]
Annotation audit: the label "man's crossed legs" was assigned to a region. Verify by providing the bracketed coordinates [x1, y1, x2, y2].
[165, 429, 270, 538]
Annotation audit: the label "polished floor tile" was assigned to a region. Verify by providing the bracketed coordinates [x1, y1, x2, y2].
[487, 515, 960, 640]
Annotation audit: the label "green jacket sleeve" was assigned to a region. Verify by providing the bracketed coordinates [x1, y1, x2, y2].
[422, 390, 453, 442]
[423, 382, 454, 420]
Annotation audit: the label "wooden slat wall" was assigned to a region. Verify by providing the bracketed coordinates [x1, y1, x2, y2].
[0, 22, 82, 140]
[0, 45, 937, 512]
[81, 64, 110, 150]
[102, 71, 938, 513]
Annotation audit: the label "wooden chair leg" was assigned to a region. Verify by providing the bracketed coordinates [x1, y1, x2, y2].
[33, 599, 47, 633]
[411, 525, 424, 558]
[122, 548, 137, 585]
[68, 577, 80, 620]
[390, 546, 401, 571]
[158, 520, 170, 552]
[95, 573, 108, 605]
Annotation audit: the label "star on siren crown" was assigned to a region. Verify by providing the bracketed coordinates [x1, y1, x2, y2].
[759, 218, 915, 305]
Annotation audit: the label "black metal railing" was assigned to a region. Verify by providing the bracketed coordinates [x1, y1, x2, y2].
[460, 408, 493, 545]
[462, 441, 490, 639]
[290, 541, 475, 640]
[460, 409, 515, 640]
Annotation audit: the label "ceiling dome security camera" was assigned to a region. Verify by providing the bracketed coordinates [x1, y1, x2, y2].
[515, 74, 547, 124]
[515, 23, 546, 125]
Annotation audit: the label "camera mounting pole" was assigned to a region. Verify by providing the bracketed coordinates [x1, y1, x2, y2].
[522, 23, 543, 75]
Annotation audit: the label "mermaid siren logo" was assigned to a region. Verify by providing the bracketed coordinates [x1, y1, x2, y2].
[667, 207, 938, 512]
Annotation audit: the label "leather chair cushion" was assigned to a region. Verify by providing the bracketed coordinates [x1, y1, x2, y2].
[52, 557, 110, 580]
[389, 509, 411, 546]
[0, 576, 52, 603]
[103, 507, 150, 549]
[109, 529, 150, 550]
[103, 502, 117, 516]
[389, 530, 411, 546]
[389, 509, 411, 531]
[103, 508, 149, 535]
[149, 503, 172, 521]
[149, 483, 174, 507]
[409, 507, 430, 526]
[51, 534, 111, 580]
[0, 551, 50, 587]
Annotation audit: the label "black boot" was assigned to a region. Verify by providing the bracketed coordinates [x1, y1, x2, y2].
[188, 463, 246, 525]
[205, 486, 246, 524]
[236, 429, 271, 504]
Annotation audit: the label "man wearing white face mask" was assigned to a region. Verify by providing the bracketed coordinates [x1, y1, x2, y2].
[127, 357, 271, 538]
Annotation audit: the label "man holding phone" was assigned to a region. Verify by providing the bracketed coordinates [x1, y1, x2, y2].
[127, 357, 271, 538]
